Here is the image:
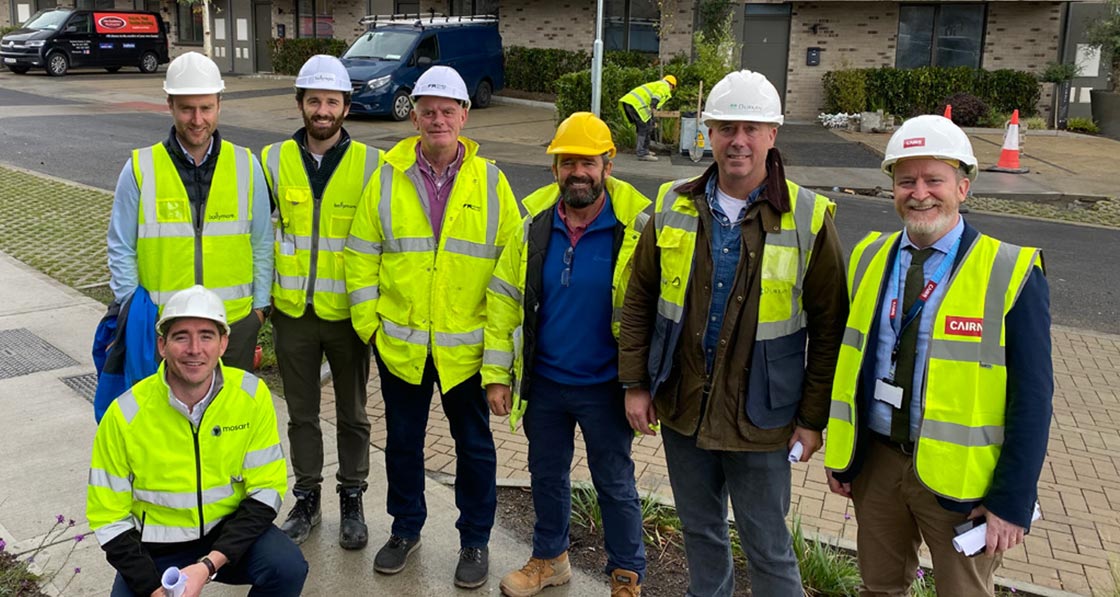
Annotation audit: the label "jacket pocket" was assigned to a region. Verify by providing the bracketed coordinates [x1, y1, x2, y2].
[281, 188, 313, 236]
[745, 329, 807, 429]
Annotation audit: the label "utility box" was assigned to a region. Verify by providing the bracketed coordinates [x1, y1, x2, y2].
[679, 112, 713, 157]
[806, 47, 821, 66]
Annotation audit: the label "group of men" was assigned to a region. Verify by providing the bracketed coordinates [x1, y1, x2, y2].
[87, 49, 1052, 597]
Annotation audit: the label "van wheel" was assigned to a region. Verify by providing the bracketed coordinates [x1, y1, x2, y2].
[473, 80, 493, 109]
[139, 51, 159, 74]
[46, 52, 69, 76]
[7, 65, 30, 74]
[105, 66, 122, 73]
[390, 89, 411, 121]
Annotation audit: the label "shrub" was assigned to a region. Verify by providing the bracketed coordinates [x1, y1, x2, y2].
[822, 69, 868, 113]
[1, 25, 20, 36]
[1023, 115, 1049, 130]
[605, 50, 658, 69]
[823, 67, 1040, 119]
[1067, 117, 1100, 134]
[268, 38, 349, 75]
[504, 47, 590, 94]
[938, 92, 988, 127]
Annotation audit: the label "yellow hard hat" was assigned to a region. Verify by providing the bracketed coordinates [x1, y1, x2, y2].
[663, 75, 677, 87]
[547, 112, 616, 159]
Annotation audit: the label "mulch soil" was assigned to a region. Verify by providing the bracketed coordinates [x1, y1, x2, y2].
[496, 486, 752, 596]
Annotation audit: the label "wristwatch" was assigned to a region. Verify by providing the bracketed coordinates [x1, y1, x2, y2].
[197, 556, 218, 583]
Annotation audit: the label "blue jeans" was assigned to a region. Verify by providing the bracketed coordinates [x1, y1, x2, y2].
[375, 353, 497, 548]
[662, 426, 801, 597]
[523, 376, 646, 580]
[110, 526, 307, 596]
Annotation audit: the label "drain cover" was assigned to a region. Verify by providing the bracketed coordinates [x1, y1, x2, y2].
[60, 372, 98, 403]
[0, 328, 79, 380]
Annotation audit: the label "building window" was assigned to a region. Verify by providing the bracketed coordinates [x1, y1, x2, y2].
[138, 0, 162, 13]
[897, 4, 985, 69]
[605, 0, 659, 55]
[395, 0, 419, 16]
[76, 0, 114, 9]
[177, 1, 203, 43]
[449, 0, 498, 16]
[298, 0, 334, 38]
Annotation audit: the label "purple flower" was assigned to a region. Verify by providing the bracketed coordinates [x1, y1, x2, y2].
[74, 534, 85, 543]
[0, 538, 6, 551]
[74, 567, 82, 574]
[916, 568, 925, 579]
[68, 519, 76, 527]
[1010, 590, 1016, 593]
[56, 514, 65, 524]
[844, 513, 851, 520]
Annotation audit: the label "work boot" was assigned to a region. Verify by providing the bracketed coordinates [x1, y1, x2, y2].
[373, 535, 421, 574]
[637, 154, 659, 162]
[279, 487, 321, 545]
[455, 546, 489, 588]
[338, 486, 368, 550]
[500, 552, 572, 597]
[609, 569, 641, 597]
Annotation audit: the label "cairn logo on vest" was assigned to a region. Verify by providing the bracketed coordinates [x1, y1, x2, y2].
[944, 316, 983, 337]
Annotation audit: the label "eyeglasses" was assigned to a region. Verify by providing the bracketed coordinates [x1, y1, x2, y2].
[561, 245, 574, 287]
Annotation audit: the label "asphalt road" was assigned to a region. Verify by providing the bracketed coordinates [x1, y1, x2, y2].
[0, 88, 1116, 334]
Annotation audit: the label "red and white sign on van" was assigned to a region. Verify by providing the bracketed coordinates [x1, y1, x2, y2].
[944, 316, 983, 337]
[94, 12, 159, 34]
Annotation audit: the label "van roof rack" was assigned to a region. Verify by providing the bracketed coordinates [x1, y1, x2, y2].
[359, 10, 497, 29]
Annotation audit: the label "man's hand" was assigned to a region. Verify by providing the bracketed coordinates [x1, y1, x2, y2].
[625, 388, 658, 436]
[826, 470, 852, 499]
[255, 308, 266, 324]
[179, 562, 210, 597]
[487, 384, 512, 417]
[969, 505, 1025, 555]
[789, 426, 822, 462]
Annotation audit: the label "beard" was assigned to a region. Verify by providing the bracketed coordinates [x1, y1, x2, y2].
[902, 202, 957, 240]
[304, 113, 343, 141]
[559, 174, 604, 209]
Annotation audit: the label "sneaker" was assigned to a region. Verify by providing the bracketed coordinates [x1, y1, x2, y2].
[279, 487, 321, 545]
[338, 486, 368, 550]
[455, 546, 489, 589]
[373, 535, 421, 574]
[609, 569, 641, 597]
[637, 154, 659, 162]
[499, 552, 572, 597]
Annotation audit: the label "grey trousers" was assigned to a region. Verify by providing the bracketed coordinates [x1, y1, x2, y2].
[224, 311, 262, 372]
[623, 104, 654, 157]
[662, 426, 802, 597]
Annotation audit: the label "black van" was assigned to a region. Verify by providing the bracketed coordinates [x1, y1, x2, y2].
[1, 8, 169, 76]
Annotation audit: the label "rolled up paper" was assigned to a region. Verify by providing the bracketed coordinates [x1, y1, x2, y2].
[788, 441, 804, 463]
[952, 503, 1041, 556]
[162, 566, 187, 597]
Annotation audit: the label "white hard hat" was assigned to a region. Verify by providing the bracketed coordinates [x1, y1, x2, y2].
[701, 70, 783, 127]
[164, 52, 225, 95]
[156, 285, 230, 336]
[295, 54, 352, 93]
[882, 115, 978, 179]
[411, 66, 471, 109]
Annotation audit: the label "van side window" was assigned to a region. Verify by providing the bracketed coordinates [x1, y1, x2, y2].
[413, 34, 439, 64]
[65, 13, 92, 33]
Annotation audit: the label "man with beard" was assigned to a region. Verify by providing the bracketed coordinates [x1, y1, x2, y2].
[107, 52, 272, 373]
[824, 115, 1052, 596]
[484, 112, 650, 597]
[260, 55, 384, 551]
[345, 65, 522, 588]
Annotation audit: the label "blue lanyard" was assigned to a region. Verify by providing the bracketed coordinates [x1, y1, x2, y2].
[888, 236, 961, 374]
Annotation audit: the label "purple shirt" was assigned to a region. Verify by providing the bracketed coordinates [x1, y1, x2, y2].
[415, 141, 464, 241]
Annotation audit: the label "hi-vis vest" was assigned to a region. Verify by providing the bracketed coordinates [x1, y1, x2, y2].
[87, 364, 287, 546]
[824, 231, 1042, 502]
[344, 136, 520, 389]
[481, 178, 652, 430]
[133, 142, 255, 323]
[262, 139, 382, 320]
[619, 80, 673, 123]
[646, 178, 834, 397]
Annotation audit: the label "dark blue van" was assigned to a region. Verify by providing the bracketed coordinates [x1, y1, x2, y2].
[342, 15, 504, 120]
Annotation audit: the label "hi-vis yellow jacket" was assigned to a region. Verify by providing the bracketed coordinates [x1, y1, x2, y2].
[133, 141, 255, 323]
[482, 178, 651, 430]
[88, 364, 287, 546]
[619, 80, 673, 123]
[825, 231, 1043, 501]
[344, 137, 522, 389]
[262, 139, 383, 320]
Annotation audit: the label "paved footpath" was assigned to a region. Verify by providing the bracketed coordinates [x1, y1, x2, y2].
[321, 324, 1120, 597]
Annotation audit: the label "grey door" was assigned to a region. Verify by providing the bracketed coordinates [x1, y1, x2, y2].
[1062, 2, 1112, 120]
[739, 4, 791, 107]
[254, 1, 272, 72]
[230, 0, 253, 73]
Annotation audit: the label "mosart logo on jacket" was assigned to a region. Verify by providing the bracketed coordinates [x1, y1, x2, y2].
[944, 316, 983, 337]
[211, 422, 251, 436]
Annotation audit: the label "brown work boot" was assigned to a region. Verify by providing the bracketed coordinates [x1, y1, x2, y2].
[499, 552, 572, 597]
[609, 569, 641, 597]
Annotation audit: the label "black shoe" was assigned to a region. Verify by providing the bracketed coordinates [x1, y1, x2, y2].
[373, 535, 421, 574]
[279, 487, 321, 545]
[454, 546, 489, 588]
[338, 486, 368, 550]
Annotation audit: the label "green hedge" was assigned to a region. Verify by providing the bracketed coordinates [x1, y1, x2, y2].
[503, 46, 659, 94]
[822, 66, 1041, 117]
[268, 38, 349, 76]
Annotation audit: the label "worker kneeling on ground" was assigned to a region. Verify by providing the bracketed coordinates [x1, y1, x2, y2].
[618, 75, 676, 162]
[484, 112, 650, 597]
[87, 285, 306, 597]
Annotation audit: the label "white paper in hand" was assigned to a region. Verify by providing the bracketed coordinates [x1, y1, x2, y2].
[788, 441, 804, 463]
[162, 567, 188, 597]
[952, 503, 1041, 556]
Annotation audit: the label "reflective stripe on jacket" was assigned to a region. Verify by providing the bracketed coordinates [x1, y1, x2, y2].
[344, 136, 522, 389]
[618, 80, 673, 123]
[824, 230, 1043, 501]
[263, 139, 383, 320]
[133, 141, 255, 323]
[482, 178, 651, 430]
[87, 364, 287, 546]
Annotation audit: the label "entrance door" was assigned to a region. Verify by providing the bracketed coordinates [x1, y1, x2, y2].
[254, 1, 273, 72]
[739, 4, 791, 106]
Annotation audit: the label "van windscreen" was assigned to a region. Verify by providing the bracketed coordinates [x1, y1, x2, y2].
[23, 9, 72, 30]
[344, 30, 418, 61]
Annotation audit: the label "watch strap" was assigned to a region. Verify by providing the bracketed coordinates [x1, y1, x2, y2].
[197, 556, 217, 582]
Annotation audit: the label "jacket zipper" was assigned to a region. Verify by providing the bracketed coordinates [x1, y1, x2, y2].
[192, 418, 205, 538]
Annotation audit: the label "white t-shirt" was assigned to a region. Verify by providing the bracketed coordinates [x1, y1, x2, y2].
[714, 186, 749, 223]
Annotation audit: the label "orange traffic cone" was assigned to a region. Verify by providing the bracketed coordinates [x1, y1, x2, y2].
[985, 109, 1029, 174]
[944, 104, 952, 120]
